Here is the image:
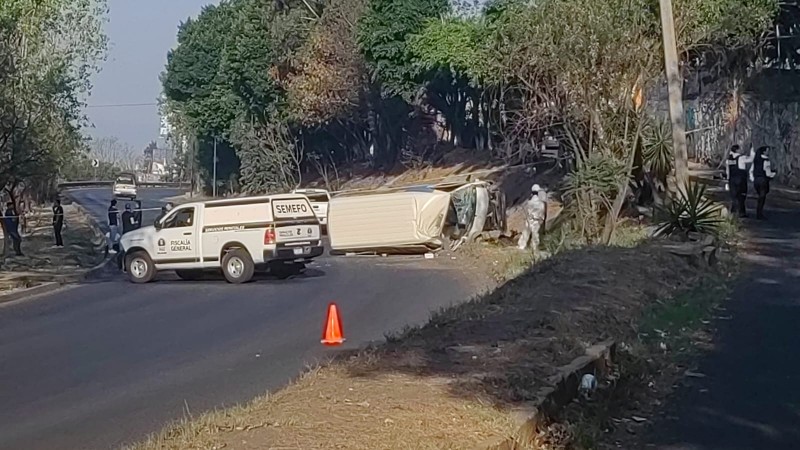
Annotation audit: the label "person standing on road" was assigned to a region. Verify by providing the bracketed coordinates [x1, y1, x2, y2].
[750, 146, 777, 220]
[156, 202, 174, 223]
[518, 184, 547, 252]
[52, 198, 64, 247]
[725, 145, 752, 218]
[121, 203, 136, 234]
[133, 200, 143, 230]
[3, 202, 23, 256]
[108, 199, 120, 250]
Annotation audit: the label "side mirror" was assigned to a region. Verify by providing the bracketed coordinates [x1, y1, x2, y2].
[154, 219, 162, 230]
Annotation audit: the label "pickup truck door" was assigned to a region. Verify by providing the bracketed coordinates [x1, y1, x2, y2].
[153, 206, 200, 267]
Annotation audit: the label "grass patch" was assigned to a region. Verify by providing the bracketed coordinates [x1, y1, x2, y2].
[557, 256, 737, 449]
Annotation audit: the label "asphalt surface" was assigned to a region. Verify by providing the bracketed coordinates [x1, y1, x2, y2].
[648, 194, 800, 449]
[0, 188, 474, 449]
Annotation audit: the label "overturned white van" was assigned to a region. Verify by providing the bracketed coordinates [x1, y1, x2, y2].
[327, 180, 506, 254]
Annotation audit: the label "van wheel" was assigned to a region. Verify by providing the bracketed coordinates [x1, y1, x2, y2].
[175, 269, 204, 281]
[272, 262, 305, 280]
[126, 251, 156, 284]
[222, 248, 255, 284]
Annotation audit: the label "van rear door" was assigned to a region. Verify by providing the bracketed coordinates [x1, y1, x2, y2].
[271, 197, 320, 243]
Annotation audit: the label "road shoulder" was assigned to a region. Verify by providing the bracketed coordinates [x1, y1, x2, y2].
[0, 203, 109, 304]
[127, 235, 717, 450]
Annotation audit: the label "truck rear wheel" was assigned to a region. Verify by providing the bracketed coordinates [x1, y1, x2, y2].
[221, 248, 255, 284]
[126, 251, 156, 284]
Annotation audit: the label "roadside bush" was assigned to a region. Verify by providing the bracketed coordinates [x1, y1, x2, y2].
[655, 182, 723, 238]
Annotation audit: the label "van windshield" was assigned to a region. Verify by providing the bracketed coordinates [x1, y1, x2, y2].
[116, 175, 135, 185]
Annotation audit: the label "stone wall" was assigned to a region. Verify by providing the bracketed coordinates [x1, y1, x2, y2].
[655, 70, 800, 188]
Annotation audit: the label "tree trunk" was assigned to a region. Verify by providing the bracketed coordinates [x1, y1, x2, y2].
[601, 115, 645, 244]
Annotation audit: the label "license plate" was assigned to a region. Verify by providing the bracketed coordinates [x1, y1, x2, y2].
[277, 226, 319, 240]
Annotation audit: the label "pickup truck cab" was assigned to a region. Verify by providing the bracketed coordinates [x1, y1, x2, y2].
[119, 194, 324, 284]
[292, 188, 331, 229]
[113, 173, 138, 199]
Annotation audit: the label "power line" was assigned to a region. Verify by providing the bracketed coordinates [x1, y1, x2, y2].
[86, 102, 159, 109]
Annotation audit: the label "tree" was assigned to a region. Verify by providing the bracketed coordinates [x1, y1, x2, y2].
[0, 0, 108, 256]
[90, 136, 139, 171]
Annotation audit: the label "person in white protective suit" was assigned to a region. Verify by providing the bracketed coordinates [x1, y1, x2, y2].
[518, 184, 547, 251]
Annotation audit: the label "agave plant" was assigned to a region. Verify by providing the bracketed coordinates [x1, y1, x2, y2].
[656, 182, 723, 237]
[642, 119, 673, 185]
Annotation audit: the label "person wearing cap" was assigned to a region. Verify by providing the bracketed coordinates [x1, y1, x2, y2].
[133, 200, 143, 230]
[121, 203, 137, 234]
[52, 198, 64, 247]
[725, 144, 753, 217]
[749, 145, 777, 220]
[518, 184, 547, 252]
[156, 201, 174, 223]
[2, 202, 23, 256]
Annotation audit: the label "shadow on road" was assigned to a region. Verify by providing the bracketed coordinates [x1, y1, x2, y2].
[643, 196, 800, 450]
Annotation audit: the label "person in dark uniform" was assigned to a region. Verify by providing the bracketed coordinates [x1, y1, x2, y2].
[156, 202, 174, 223]
[108, 199, 120, 252]
[133, 200, 143, 230]
[52, 198, 64, 247]
[725, 145, 752, 217]
[750, 146, 777, 220]
[121, 203, 136, 234]
[2, 202, 23, 256]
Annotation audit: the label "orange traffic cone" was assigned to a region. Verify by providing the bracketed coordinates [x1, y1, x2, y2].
[321, 302, 345, 346]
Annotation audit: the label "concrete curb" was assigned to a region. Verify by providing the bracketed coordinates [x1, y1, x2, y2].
[479, 340, 617, 450]
[0, 197, 115, 305]
[0, 282, 63, 305]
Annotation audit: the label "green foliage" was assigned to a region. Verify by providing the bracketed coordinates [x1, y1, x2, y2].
[656, 182, 724, 237]
[408, 17, 485, 81]
[0, 0, 108, 199]
[162, 2, 242, 136]
[563, 153, 632, 241]
[642, 119, 674, 183]
[358, 0, 449, 98]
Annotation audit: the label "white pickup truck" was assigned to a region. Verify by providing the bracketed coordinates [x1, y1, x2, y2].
[119, 194, 324, 284]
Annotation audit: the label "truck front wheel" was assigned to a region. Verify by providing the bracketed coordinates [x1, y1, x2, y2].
[126, 251, 156, 284]
[221, 248, 255, 284]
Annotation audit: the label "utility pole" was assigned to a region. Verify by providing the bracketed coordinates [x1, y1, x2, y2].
[659, 0, 689, 189]
[212, 137, 218, 198]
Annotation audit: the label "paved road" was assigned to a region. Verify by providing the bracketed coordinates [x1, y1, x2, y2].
[0, 188, 474, 449]
[647, 194, 800, 449]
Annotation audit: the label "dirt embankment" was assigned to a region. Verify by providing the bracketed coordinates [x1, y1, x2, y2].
[129, 240, 714, 450]
[0, 204, 106, 294]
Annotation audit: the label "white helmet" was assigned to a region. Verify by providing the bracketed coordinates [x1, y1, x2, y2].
[531, 184, 541, 193]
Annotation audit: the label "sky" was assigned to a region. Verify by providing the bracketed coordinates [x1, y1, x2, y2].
[84, 0, 216, 152]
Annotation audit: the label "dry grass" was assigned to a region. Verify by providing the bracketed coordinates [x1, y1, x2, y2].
[128, 236, 713, 450]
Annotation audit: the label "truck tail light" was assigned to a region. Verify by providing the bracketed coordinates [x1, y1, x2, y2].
[264, 226, 276, 245]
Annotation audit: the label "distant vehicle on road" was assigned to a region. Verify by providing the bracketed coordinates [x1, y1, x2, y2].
[113, 173, 138, 199]
[292, 188, 331, 229]
[119, 194, 324, 284]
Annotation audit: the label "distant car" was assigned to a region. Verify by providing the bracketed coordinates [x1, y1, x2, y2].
[292, 188, 331, 228]
[113, 173, 138, 199]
